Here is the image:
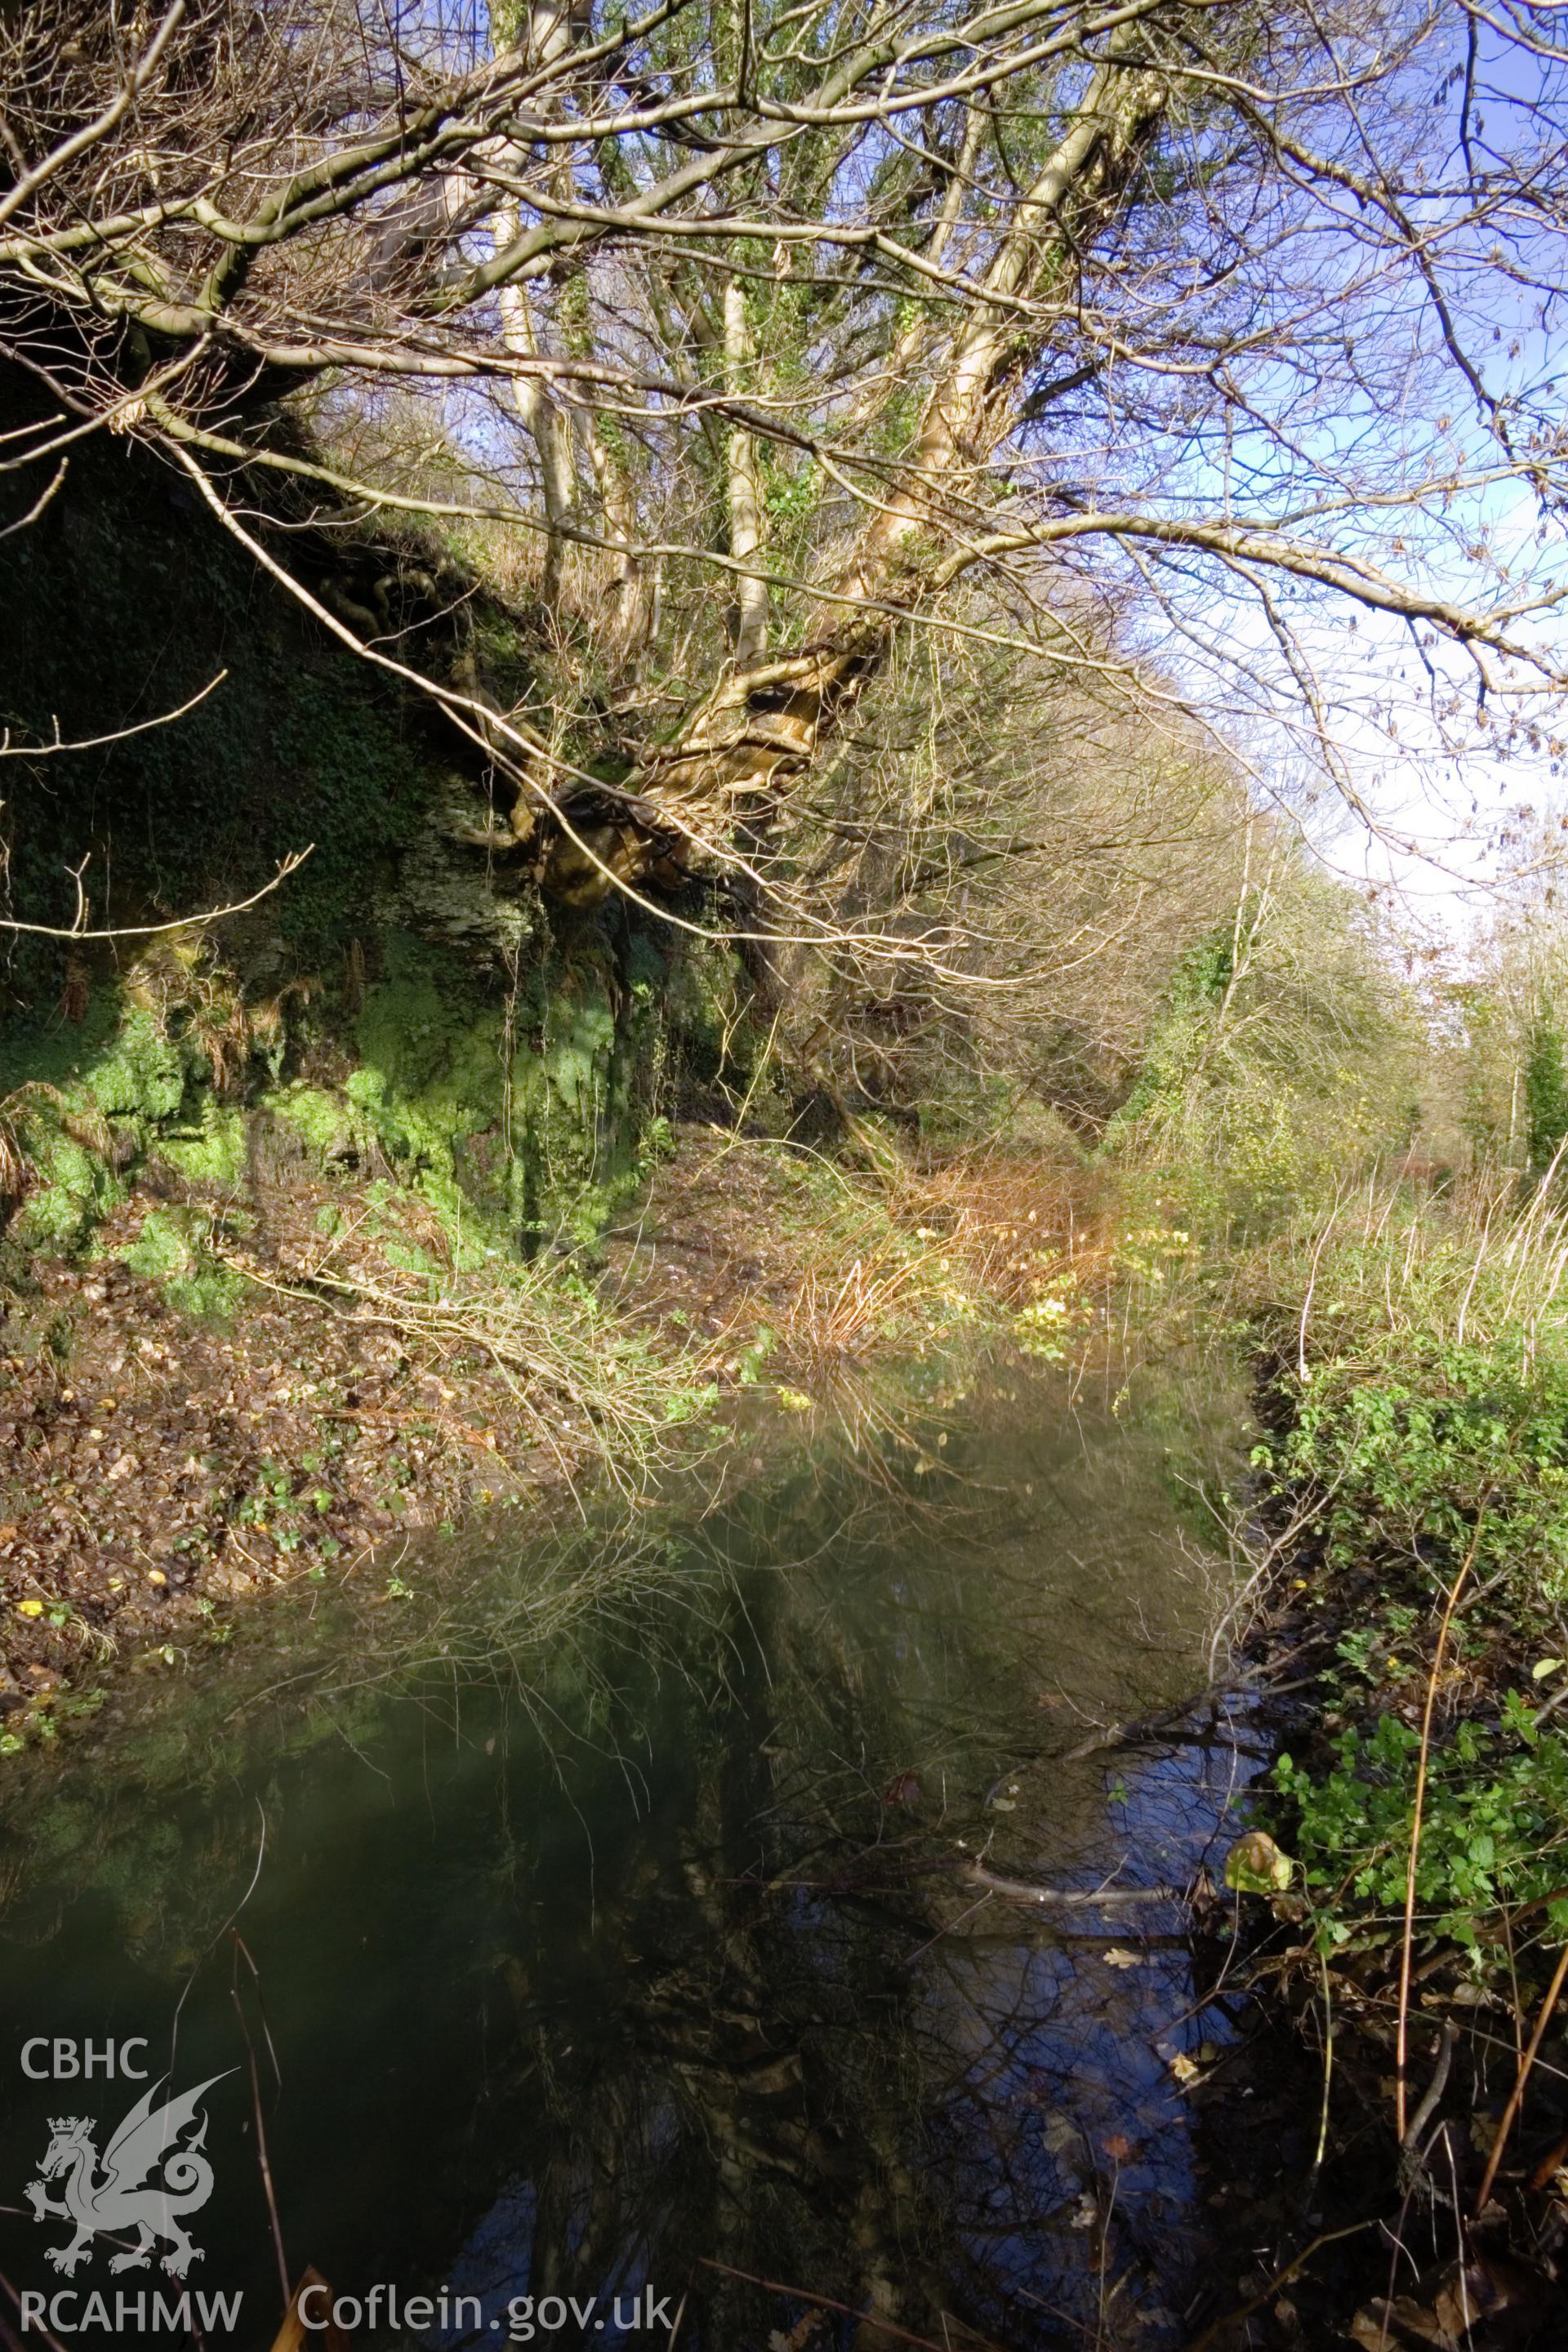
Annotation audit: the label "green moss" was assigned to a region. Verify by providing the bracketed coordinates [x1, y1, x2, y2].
[0, 992, 131, 1101]
[267, 1083, 363, 1163]
[11, 1125, 124, 1252]
[82, 1009, 188, 1122]
[118, 1206, 194, 1285]
[158, 1100, 247, 1187]
[261, 930, 679, 1254]
[348, 938, 507, 1209]
[116, 1206, 246, 1322]
[0, 989, 212, 1253]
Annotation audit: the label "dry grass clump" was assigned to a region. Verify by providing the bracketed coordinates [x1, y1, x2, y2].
[0, 1105, 29, 1217]
[904, 1148, 1107, 1308]
[774, 1250, 938, 1367]
[213, 1204, 724, 1492]
[124, 934, 310, 1093]
[0, 1079, 119, 1225]
[647, 1133, 1112, 1371]
[1237, 1157, 1568, 1379]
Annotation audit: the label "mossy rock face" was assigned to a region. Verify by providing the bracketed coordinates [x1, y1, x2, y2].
[0, 370, 490, 1009]
[0, 996, 203, 1251]
[0, 376, 758, 1262]
[270, 928, 675, 1249]
[0, 916, 737, 1265]
[157, 1100, 249, 1189]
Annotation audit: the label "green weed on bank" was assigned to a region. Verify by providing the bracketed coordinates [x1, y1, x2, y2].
[1245, 1178, 1568, 1958]
[1261, 1334, 1568, 1601]
[1276, 1711, 1568, 1949]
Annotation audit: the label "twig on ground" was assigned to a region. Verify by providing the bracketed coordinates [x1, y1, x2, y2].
[1474, 1940, 1568, 2213]
[961, 1859, 1181, 1907]
[1179, 2222, 1377, 2352]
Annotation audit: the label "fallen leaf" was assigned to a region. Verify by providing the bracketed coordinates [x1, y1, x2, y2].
[766, 2315, 824, 2352]
[1224, 1829, 1294, 1893]
[1435, 2250, 1554, 2338]
[1348, 2301, 1443, 2350]
[1102, 1946, 1141, 1969]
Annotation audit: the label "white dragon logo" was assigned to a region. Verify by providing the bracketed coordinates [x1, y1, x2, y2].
[24, 2074, 231, 2279]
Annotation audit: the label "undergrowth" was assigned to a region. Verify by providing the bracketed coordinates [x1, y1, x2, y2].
[1241, 1175, 1568, 1973]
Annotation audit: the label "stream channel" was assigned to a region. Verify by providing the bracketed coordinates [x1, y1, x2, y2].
[0, 1356, 1302, 2351]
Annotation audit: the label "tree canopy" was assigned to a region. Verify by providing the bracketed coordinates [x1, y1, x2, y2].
[3, 0, 1567, 933]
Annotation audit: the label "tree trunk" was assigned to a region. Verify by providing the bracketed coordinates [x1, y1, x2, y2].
[544, 42, 1169, 905]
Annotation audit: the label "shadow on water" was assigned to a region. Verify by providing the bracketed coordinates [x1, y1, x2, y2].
[0, 1353, 1276, 2351]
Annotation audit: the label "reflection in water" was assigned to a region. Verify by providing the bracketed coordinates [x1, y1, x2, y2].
[0, 1360, 1260, 2350]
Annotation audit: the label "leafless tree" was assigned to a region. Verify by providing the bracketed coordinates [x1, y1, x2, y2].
[3, 0, 1566, 955]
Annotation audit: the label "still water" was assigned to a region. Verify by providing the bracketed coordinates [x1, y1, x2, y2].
[0, 1361, 1273, 2350]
